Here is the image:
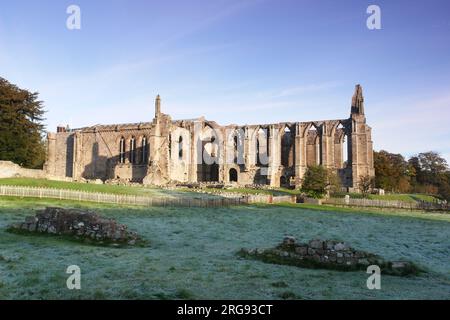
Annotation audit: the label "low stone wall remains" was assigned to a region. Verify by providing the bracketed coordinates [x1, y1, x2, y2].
[238, 236, 420, 276]
[8, 207, 142, 246]
[0, 161, 46, 179]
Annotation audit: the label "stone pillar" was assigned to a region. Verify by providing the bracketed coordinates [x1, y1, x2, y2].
[320, 122, 335, 169]
[294, 123, 302, 188]
[218, 128, 226, 183]
[320, 123, 329, 168]
[72, 131, 83, 180]
[243, 126, 250, 170]
[350, 118, 359, 190]
[45, 132, 57, 176]
[189, 123, 198, 182]
[269, 125, 281, 187]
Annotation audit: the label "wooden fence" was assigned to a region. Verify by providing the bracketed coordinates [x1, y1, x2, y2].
[323, 197, 450, 211]
[0, 185, 250, 208]
[0, 185, 298, 208]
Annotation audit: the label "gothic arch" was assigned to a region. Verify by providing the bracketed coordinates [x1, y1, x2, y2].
[280, 124, 295, 167]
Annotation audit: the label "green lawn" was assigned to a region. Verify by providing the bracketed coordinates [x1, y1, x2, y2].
[1, 178, 437, 205]
[0, 178, 218, 199]
[333, 192, 438, 203]
[206, 187, 435, 203]
[368, 193, 438, 202]
[205, 186, 301, 196]
[0, 197, 449, 300]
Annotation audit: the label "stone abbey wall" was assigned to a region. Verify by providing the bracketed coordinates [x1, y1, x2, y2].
[45, 85, 374, 190]
[0, 161, 46, 179]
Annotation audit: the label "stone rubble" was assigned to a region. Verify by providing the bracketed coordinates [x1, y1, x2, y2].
[8, 207, 141, 246]
[238, 236, 420, 276]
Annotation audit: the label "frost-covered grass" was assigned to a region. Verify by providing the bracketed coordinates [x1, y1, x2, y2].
[271, 202, 450, 222]
[0, 197, 449, 300]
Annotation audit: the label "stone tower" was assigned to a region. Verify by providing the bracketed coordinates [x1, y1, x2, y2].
[143, 95, 171, 185]
[155, 94, 161, 117]
[349, 84, 374, 189]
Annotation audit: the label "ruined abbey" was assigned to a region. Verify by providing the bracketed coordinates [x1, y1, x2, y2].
[45, 85, 374, 190]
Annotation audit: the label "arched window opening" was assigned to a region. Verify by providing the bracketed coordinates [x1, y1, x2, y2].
[316, 142, 320, 165]
[198, 124, 219, 182]
[280, 176, 287, 187]
[256, 128, 268, 166]
[229, 168, 238, 182]
[335, 123, 348, 169]
[178, 136, 183, 160]
[307, 125, 321, 166]
[142, 137, 148, 164]
[342, 134, 349, 168]
[119, 137, 125, 164]
[256, 139, 260, 165]
[169, 134, 172, 159]
[281, 126, 293, 167]
[233, 135, 239, 163]
[229, 129, 244, 164]
[210, 136, 216, 157]
[130, 137, 136, 164]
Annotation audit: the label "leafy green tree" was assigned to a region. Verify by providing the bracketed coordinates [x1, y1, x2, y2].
[409, 152, 450, 200]
[440, 172, 450, 201]
[327, 169, 342, 194]
[0, 77, 46, 168]
[374, 150, 409, 192]
[301, 165, 329, 198]
[416, 152, 448, 185]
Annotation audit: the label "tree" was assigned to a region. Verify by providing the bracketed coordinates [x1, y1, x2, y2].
[374, 150, 409, 192]
[417, 152, 448, 185]
[327, 169, 342, 194]
[301, 165, 328, 198]
[0, 77, 46, 168]
[359, 175, 374, 195]
[440, 172, 450, 201]
[301, 165, 341, 198]
[409, 152, 449, 199]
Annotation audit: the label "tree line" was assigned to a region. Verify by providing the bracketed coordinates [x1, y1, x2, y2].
[374, 150, 450, 200]
[301, 151, 450, 201]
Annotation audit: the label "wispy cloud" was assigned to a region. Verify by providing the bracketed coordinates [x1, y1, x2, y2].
[153, 0, 264, 51]
[271, 81, 341, 98]
[39, 42, 233, 103]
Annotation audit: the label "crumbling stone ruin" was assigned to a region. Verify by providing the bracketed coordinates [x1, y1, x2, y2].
[45, 85, 374, 191]
[8, 207, 141, 246]
[238, 236, 420, 276]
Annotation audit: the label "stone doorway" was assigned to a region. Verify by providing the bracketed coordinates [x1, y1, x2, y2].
[229, 168, 238, 182]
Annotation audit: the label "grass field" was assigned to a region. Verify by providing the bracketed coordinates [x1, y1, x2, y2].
[0, 197, 449, 300]
[332, 192, 438, 203]
[0, 178, 219, 199]
[0, 178, 438, 204]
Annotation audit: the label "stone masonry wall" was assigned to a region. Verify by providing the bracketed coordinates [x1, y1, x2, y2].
[0, 161, 46, 179]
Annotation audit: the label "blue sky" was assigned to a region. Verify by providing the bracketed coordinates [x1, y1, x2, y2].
[1, 0, 449, 161]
